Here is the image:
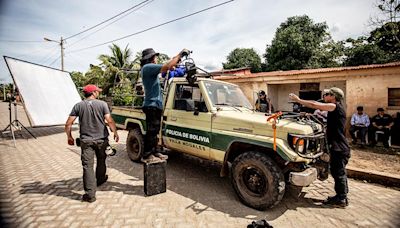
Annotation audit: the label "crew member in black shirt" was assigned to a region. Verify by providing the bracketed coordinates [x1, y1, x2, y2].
[370, 108, 393, 148]
[255, 90, 274, 113]
[289, 87, 350, 207]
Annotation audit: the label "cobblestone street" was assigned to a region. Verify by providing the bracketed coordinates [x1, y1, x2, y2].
[0, 102, 399, 227]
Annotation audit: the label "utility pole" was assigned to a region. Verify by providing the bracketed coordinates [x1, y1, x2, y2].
[60, 37, 65, 71]
[2, 83, 5, 101]
[44, 36, 65, 71]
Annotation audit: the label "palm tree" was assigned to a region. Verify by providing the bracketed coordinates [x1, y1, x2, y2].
[84, 64, 105, 86]
[98, 43, 135, 96]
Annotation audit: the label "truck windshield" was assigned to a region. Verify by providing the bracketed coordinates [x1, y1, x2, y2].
[203, 81, 252, 109]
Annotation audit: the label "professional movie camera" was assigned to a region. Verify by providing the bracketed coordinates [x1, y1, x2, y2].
[161, 51, 210, 86]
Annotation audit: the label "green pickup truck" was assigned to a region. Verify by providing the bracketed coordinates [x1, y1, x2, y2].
[111, 77, 329, 210]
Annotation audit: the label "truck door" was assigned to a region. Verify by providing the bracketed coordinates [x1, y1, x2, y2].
[162, 83, 211, 159]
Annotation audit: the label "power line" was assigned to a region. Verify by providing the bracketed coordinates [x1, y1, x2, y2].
[0, 39, 44, 43]
[68, 0, 234, 53]
[48, 55, 61, 67]
[64, 0, 151, 40]
[40, 46, 61, 65]
[65, 53, 85, 69]
[67, 0, 154, 48]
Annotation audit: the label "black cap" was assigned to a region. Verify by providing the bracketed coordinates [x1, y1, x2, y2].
[357, 106, 363, 111]
[259, 90, 266, 95]
[141, 48, 159, 61]
[377, 107, 384, 112]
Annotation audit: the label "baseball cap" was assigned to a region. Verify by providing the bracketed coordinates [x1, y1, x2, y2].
[83, 84, 102, 94]
[327, 87, 344, 100]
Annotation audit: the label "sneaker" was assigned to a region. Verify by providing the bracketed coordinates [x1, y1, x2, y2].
[82, 194, 96, 203]
[323, 195, 348, 208]
[97, 175, 108, 187]
[141, 154, 161, 163]
[154, 152, 168, 160]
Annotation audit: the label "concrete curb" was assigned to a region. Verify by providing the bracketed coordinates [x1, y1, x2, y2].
[346, 166, 400, 188]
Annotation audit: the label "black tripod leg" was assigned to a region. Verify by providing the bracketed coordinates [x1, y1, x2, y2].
[2, 125, 10, 132]
[1, 123, 17, 147]
[17, 121, 36, 139]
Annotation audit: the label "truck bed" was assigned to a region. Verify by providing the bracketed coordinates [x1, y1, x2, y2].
[111, 106, 146, 130]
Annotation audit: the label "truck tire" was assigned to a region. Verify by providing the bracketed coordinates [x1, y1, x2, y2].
[231, 151, 285, 210]
[126, 128, 144, 161]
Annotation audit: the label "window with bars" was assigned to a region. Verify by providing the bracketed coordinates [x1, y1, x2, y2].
[300, 83, 320, 91]
[388, 88, 400, 107]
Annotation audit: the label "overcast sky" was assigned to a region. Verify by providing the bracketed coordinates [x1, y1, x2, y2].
[0, 0, 379, 83]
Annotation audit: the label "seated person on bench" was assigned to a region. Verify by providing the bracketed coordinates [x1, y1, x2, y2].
[349, 106, 369, 145]
[370, 107, 393, 148]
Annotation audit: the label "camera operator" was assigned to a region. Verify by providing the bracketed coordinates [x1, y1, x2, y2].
[255, 90, 274, 113]
[140, 48, 190, 163]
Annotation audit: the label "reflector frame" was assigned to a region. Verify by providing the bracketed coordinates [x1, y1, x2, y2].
[4, 56, 81, 127]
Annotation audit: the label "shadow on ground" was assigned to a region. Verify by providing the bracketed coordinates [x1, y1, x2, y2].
[83, 143, 332, 220]
[19, 178, 143, 201]
[0, 126, 78, 142]
[30, 141, 333, 221]
[165, 152, 329, 220]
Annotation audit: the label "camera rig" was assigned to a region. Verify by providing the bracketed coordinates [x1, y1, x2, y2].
[162, 51, 212, 86]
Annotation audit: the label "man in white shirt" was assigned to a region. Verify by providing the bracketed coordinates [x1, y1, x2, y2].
[349, 106, 370, 145]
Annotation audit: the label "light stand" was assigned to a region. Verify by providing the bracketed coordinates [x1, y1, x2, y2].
[1, 98, 36, 147]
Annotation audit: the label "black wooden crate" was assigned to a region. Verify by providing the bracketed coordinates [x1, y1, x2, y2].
[144, 160, 167, 196]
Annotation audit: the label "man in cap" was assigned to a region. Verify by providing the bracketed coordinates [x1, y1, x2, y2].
[370, 107, 393, 148]
[65, 84, 119, 203]
[140, 48, 190, 162]
[313, 89, 329, 123]
[289, 87, 350, 207]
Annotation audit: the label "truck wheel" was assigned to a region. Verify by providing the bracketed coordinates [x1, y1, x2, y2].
[126, 128, 144, 161]
[231, 151, 285, 210]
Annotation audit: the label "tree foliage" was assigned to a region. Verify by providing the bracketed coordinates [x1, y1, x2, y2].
[264, 15, 341, 71]
[368, 21, 400, 58]
[70, 71, 86, 89]
[343, 37, 391, 66]
[98, 43, 135, 96]
[223, 48, 262, 73]
[369, 0, 400, 26]
[343, 0, 400, 66]
[308, 40, 345, 68]
[69, 44, 171, 106]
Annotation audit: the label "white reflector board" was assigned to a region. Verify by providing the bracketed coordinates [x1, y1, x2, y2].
[4, 56, 81, 127]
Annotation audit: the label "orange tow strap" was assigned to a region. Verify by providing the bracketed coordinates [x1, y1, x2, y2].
[267, 111, 283, 152]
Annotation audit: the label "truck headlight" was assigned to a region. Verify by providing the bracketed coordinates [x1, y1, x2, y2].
[288, 133, 326, 159]
[292, 136, 305, 153]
